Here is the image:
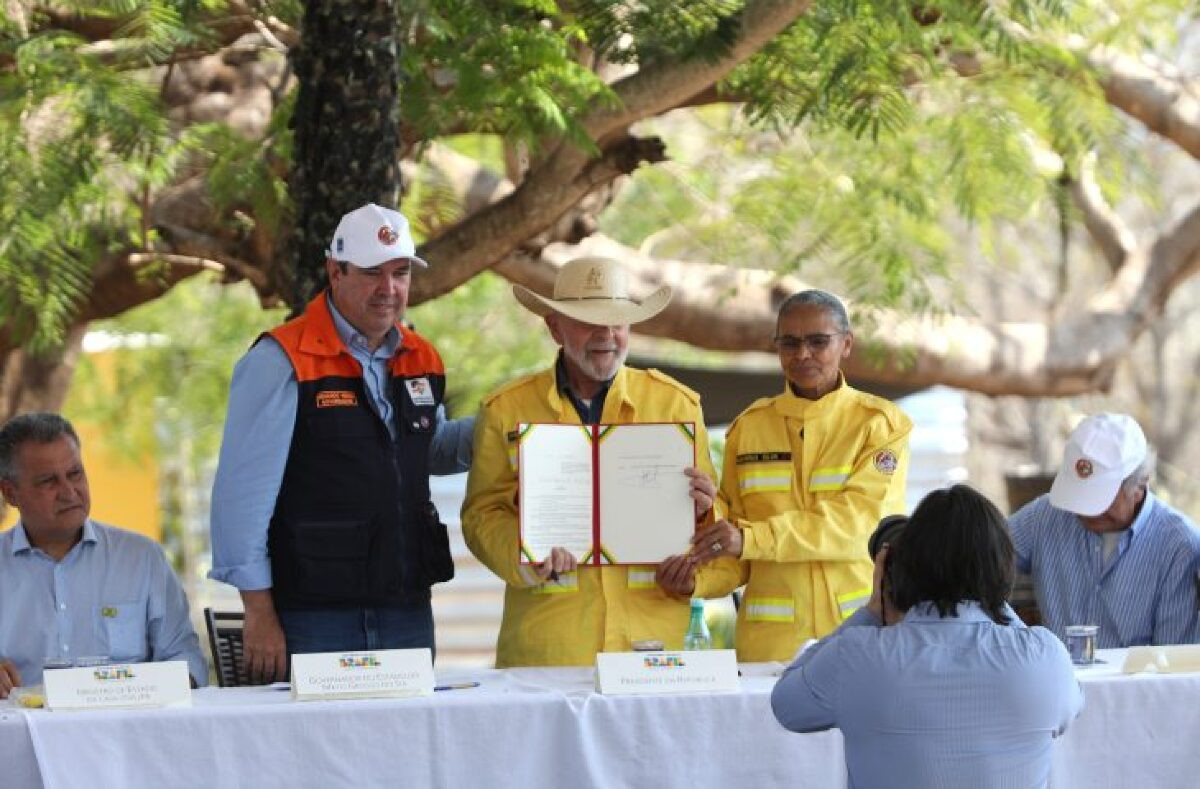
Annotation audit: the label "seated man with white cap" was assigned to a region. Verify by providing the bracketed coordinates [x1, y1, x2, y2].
[1008, 412, 1200, 648]
[461, 257, 740, 666]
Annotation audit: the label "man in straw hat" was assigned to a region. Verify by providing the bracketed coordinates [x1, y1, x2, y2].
[461, 256, 740, 666]
[1009, 412, 1200, 647]
[210, 204, 473, 682]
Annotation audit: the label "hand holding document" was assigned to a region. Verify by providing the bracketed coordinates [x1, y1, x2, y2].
[518, 422, 698, 565]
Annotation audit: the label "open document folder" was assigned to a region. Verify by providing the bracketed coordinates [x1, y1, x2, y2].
[517, 422, 697, 565]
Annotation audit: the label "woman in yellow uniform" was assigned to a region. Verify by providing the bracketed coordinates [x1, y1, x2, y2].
[690, 290, 912, 662]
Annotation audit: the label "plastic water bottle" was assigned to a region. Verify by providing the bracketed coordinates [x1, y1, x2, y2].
[683, 599, 711, 650]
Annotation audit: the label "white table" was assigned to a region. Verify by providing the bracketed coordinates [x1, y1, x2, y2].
[2, 651, 1196, 789]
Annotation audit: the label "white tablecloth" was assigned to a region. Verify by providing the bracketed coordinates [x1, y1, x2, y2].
[2, 651, 1197, 789]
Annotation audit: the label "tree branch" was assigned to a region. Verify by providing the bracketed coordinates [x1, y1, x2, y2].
[488, 226, 1200, 397]
[410, 134, 667, 304]
[584, 0, 812, 145]
[1076, 39, 1200, 161]
[1066, 152, 1135, 273]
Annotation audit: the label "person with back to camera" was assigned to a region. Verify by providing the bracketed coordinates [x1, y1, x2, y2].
[772, 484, 1083, 789]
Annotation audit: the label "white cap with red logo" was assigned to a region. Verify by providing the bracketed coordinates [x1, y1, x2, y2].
[1049, 412, 1148, 516]
[327, 203, 427, 269]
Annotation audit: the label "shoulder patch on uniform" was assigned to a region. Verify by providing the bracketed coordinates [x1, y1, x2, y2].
[644, 368, 700, 403]
[873, 448, 899, 475]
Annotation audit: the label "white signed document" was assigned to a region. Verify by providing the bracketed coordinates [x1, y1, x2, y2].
[518, 422, 697, 565]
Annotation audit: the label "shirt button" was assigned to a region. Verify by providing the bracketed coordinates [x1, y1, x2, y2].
[59, 603, 66, 610]
[62, 644, 69, 651]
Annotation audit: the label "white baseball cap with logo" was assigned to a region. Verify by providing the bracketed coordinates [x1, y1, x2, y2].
[1048, 412, 1148, 516]
[327, 203, 427, 269]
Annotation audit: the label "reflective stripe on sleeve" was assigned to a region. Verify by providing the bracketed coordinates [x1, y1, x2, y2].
[739, 463, 792, 494]
[517, 564, 542, 587]
[836, 587, 871, 619]
[627, 569, 657, 589]
[744, 597, 795, 623]
[532, 571, 579, 594]
[808, 465, 852, 492]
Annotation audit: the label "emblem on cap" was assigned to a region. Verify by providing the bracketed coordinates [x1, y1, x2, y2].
[1075, 458, 1094, 479]
[585, 266, 604, 290]
[873, 449, 898, 475]
[378, 225, 399, 245]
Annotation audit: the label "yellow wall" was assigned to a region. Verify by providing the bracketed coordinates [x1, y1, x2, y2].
[0, 350, 161, 540]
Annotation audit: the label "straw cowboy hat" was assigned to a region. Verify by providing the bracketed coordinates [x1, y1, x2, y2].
[512, 257, 671, 326]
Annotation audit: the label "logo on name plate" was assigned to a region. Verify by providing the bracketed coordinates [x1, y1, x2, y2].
[94, 666, 136, 681]
[643, 654, 686, 669]
[316, 390, 358, 408]
[339, 654, 381, 669]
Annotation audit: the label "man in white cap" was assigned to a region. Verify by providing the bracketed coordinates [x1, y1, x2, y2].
[210, 204, 473, 682]
[1009, 412, 1200, 648]
[461, 257, 740, 666]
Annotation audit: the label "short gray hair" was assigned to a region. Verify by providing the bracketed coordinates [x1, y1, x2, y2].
[1121, 450, 1156, 493]
[776, 290, 851, 334]
[0, 412, 81, 483]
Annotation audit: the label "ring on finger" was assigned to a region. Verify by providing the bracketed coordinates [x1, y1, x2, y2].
[711, 541, 722, 552]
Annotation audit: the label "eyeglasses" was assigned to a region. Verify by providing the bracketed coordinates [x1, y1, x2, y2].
[773, 332, 845, 353]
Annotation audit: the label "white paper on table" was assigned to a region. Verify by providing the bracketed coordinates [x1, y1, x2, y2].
[518, 423, 595, 563]
[596, 422, 695, 563]
[518, 422, 696, 565]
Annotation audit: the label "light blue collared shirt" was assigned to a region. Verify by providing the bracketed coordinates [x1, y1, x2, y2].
[0, 520, 208, 687]
[1009, 492, 1200, 647]
[772, 602, 1083, 789]
[208, 296, 474, 591]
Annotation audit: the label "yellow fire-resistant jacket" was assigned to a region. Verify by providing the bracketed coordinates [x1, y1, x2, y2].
[719, 377, 912, 662]
[461, 363, 740, 667]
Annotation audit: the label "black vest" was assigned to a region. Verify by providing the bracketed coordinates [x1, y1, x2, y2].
[266, 294, 454, 609]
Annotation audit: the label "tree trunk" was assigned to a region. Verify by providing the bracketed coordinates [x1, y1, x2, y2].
[281, 0, 404, 313]
[0, 322, 89, 424]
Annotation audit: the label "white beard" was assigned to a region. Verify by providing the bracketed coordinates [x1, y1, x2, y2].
[562, 339, 627, 384]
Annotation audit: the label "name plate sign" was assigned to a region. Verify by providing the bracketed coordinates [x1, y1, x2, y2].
[291, 648, 434, 701]
[1122, 645, 1200, 674]
[595, 649, 740, 695]
[44, 661, 191, 711]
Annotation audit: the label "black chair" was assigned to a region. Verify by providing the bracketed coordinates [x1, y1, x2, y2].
[203, 608, 252, 687]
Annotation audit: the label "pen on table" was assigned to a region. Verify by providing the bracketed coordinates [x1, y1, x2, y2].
[434, 681, 481, 692]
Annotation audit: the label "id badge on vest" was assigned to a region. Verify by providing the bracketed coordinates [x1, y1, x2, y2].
[404, 377, 436, 406]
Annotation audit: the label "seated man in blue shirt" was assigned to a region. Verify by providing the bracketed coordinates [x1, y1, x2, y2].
[772, 484, 1082, 789]
[1009, 412, 1200, 647]
[0, 413, 207, 697]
